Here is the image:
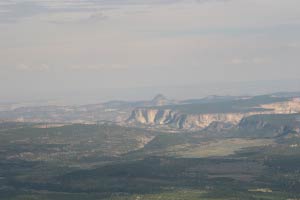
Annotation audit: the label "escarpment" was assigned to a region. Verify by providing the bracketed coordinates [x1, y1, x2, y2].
[127, 109, 186, 128]
[127, 98, 300, 130]
[127, 109, 254, 130]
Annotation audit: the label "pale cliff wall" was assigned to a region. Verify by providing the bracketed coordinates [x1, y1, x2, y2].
[260, 98, 300, 113]
[127, 99, 300, 130]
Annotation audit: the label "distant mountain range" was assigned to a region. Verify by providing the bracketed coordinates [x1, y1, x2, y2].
[1, 92, 300, 132]
[127, 94, 300, 130]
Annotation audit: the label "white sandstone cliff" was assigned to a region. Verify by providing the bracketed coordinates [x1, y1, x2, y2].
[127, 99, 300, 130]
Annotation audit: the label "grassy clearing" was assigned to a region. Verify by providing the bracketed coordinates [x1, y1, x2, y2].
[166, 138, 274, 158]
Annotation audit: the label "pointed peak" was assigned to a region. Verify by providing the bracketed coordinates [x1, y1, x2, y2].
[150, 94, 169, 106]
[152, 94, 167, 102]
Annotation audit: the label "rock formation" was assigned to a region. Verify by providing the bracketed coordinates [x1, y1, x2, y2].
[127, 98, 300, 130]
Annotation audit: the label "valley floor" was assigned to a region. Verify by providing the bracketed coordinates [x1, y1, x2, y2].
[1, 116, 300, 200]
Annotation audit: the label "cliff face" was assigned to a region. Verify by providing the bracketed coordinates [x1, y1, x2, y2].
[237, 113, 300, 138]
[260, 98, 300, 113]
[127, 109, 185, 127]
[127, 99, 300, 130]
[127, 108, 260, 129]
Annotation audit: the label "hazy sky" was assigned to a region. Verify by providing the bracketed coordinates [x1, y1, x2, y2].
[0, 0, 300, 103]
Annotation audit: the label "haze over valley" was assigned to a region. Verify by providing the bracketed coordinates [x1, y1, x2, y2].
[1, 0, 300, 199]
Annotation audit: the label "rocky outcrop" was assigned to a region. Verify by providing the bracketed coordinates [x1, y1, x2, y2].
[237, 114, 300, 138]
[127, 99, 300, 130]
[127, 109, 186, 128]
[150, 94, 170, 106]
[127, 108, 256, 130]
[260, 98, 300, 113]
